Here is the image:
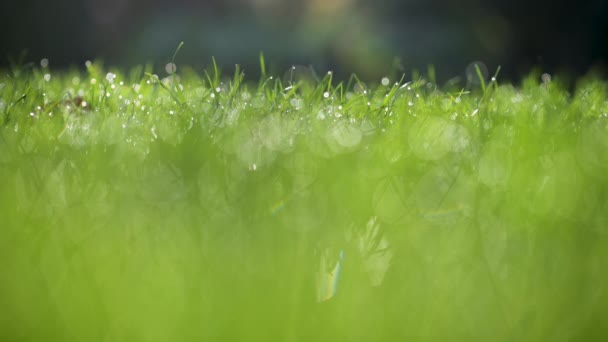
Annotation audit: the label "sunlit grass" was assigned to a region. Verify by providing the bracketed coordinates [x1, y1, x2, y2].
[1, 58, 608, 341]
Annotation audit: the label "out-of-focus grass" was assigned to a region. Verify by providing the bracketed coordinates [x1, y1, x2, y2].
[1, 59, 608, 341]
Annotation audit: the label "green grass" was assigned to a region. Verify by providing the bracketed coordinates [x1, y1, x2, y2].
[1, 59, 608, 341]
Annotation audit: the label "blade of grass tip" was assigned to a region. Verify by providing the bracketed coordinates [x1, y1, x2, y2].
[228, 64, 244, 105]
[259, 52, 267, 79]
[336, 82, 344, 102]
[475, 64, 487, 93]
[345, 74, 357, 92]
[411, 69, 420, 84]
[326, 71, 333, 93]
[211, 57, 220, 87]
[171, 41, 184, 65]
[427, 64, 436, 85]
[258, 52, 267, 89]
[169, 42, 185, 96]
[491, 66, 502, 90]
[351, 74, 369, 98]
[389, 74, 408, 107]
[203, 69, 215, 90]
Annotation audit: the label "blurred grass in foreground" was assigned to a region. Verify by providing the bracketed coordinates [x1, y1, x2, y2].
[1, 61, 608, 341]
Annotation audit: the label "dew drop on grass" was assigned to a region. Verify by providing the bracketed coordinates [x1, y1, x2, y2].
[290, 98, 304, 110]
[43, 74, 51, 82]
[106, 73, 116, 83]
[40, 58, 49, 68]
[323, 91, 330, 99]
[353, 82, 367, 95]
[85, 60, 92, 68]
[283, 65, 316, 86]
[465, 61, 488, 86]
[165, 62, 177, 74]
[381, 77, 390, 86]
[541, 73, 551, 84]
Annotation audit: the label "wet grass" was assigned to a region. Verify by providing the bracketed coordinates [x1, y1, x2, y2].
[1, 59, 608, 341]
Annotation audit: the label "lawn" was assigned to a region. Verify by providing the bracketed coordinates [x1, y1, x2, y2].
[1, 58, 607, 341]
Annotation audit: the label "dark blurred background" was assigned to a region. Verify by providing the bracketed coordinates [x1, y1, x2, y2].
[0, 0, 606, 82]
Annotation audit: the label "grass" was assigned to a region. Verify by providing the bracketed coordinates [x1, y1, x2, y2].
[1, 57, 608, 341]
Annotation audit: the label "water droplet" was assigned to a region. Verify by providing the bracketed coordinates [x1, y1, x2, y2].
[290, 98, 304, 110]
[323, 91, 330, 98]
[81, 101, 87, 108]
[105, 72, 116, 83]
[43, 74, 51, 82]
[465, 61, 488, 86]
[40, 58, 49, 68]
[85, 60, 92, 68]
[541, 73, 551, 84]
[283, 65, 317, 86]
[408, 101, 414, 107]
[165, 62, 177, 74]
[381, 77, 390, 86]
[91, 78, 97, 85]
[215, 87, 221, 93]
[169, 110, 174, 115]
